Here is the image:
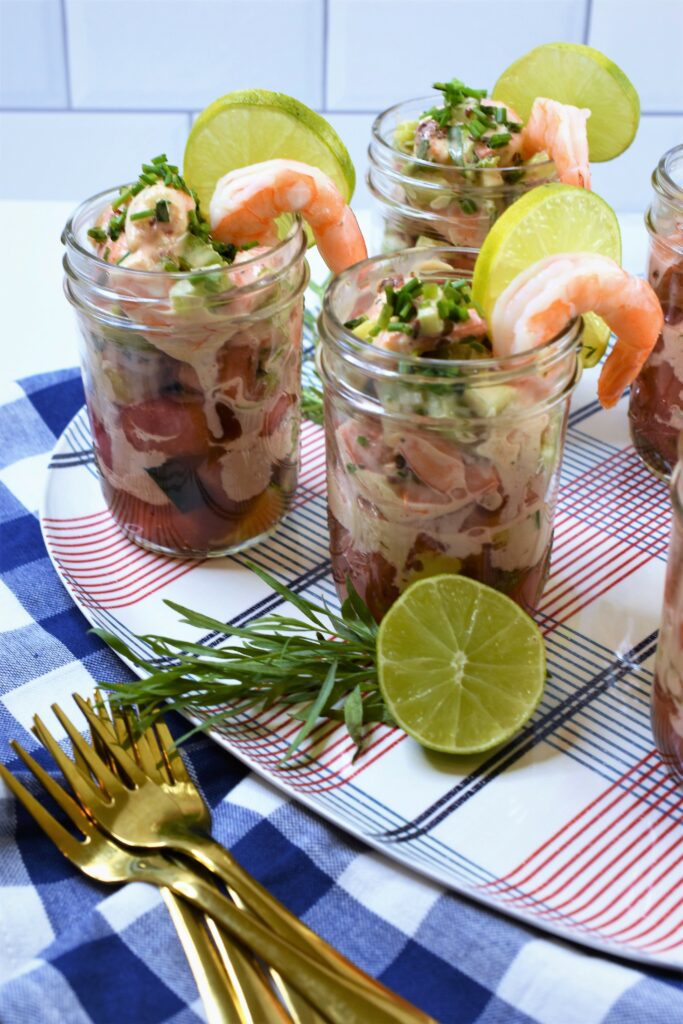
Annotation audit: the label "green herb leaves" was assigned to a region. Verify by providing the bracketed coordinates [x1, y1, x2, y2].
[99, 562, 389, 762]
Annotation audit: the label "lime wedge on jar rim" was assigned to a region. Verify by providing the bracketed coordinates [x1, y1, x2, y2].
[472, 183, 622, 367]
[377, 575, 546, 755]
[184, 89, 355, 223]
[493, 42, 640, 162]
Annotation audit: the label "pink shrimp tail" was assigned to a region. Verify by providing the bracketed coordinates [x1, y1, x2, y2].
[522, 98, 592, 190]
[597, 288, 664, 409]
[314, 205, 367, 275]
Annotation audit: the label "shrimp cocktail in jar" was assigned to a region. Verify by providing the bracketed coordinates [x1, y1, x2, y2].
[63, 94, 366, 557]
[368, 43, 640, 256]
[319, 187, 662, 622]
[629, 144, 683, 480]
[653, 439, 683, 785]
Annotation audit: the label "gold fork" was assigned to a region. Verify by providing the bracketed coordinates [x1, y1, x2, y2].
[0, 746, 434, 1024]
[84, 695, 322, 1024]
[70, 696, 291, 1024]
[38, 693, 428, 1022]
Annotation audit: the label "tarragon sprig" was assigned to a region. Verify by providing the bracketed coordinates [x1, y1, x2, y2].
[95, 562, 391, 762]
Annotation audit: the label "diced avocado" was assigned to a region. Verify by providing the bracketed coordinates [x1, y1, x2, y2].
[352, 318, 377, 341]
[169, 279, 204, 312]
[416, 304, 444, 337]
[421, 282, 441, 301]
[463, 384, 515, 418]
[180, 233, 223, 269]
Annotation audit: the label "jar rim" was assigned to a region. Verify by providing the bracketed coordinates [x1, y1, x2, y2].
[321, 245, 583, 377]
[371, 96, 556, 176]
[654, 144, 683, 207]
[62, 184, 305, 279]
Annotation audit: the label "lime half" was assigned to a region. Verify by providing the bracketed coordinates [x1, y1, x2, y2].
[493, 42, 640, 162]
[472, 183, 622, 367]
[184, 90, 356, 216]
[377, 575, 546, 754]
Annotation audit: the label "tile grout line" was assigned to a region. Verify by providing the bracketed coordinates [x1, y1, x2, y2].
[582, 0, 594, 44]
[58, 0, 73, 109]
[1, 107, 681, 118]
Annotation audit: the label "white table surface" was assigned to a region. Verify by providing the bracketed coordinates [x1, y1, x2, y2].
[0, 202, 648, 385]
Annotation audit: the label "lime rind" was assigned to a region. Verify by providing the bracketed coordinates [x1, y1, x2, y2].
[377, 575, 546, 755]
[492, 42, 640, 162]
[184, 89, 356, 217]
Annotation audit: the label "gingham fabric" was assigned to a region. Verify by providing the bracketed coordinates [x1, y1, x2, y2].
[1, 368, 682, 1024]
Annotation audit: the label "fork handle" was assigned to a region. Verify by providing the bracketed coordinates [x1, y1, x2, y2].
[173, 834, 402, 1004]
[142, 857, 434, 1024]
[161, 889, 243, 1024]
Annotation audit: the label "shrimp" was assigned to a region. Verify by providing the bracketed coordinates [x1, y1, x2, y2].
[209, 159, 367, 275]
[490, 253, 664, 409]
[520, 97, 591, 189]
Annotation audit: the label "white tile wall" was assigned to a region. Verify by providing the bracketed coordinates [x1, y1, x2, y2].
[0, 112, 189, 200]
[327, 0, 587, 110]
[66, 0, 323, 110]
[0, 0, 68, 108]
[0, 0, 681, 212]
[589, 0, 683, 112]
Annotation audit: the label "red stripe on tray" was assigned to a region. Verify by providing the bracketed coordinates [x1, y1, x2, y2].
[478, 749, 683, 951]
[533, 447, 671, 625]
[45, 508, 203, 608]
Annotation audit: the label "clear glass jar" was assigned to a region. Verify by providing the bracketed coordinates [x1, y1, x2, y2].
[318, 248, 581, 622]
[653, 446, 683, 785]
[368, 97, 557, 258]
[629, 144, 683, 480]
[63, 187, 308, 558]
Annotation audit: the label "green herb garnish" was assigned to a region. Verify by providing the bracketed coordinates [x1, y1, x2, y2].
[155, 199, 170, 222]
[99, 562, 390, 760]
[87, 226, 107, 243]
[129, 208, 156, 222]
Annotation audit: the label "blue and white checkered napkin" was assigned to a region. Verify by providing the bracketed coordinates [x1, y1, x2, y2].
[1, 369, 681, 1024]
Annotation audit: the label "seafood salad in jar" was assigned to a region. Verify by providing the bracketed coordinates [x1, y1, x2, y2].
[653, 451, 683, 784]
[368, 76, 589, 253]
[319, 246, 662, 621]
[629, 144, 683, 479]
[63, 155, 366, 557]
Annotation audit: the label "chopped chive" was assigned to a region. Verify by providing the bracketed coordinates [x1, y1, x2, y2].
[488, 132, 512, 148]
[131, 181, 144, 196]
[87, 226, 107, 242]
[103, 246, 111, 261]
[142, 163, 159, 175]
[459, 197, 477, 214]
[344, 315, 368, 330]
[240, 240, 259, 250]
[115, 251, 130, 265]
[346, 463, 358, 474]
[155, 199, 170, 222]
[495, 106, 506, 123]
[356, 435, 368, 447]
[130, 208, 156, 221]
[163, 260, 179, 272]
[112, 189, 132, 209]
[151, 153, 168, 164]
[387, 322, 413, 332]
[140, 172, 157, 185]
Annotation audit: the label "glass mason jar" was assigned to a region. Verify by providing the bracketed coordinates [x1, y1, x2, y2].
[629, 144, 683, 480]
[63, 188, 308, 557]
[367, 97, 557, 258]
[653, 447, 683, 785]
[318, 248, 581, 622]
